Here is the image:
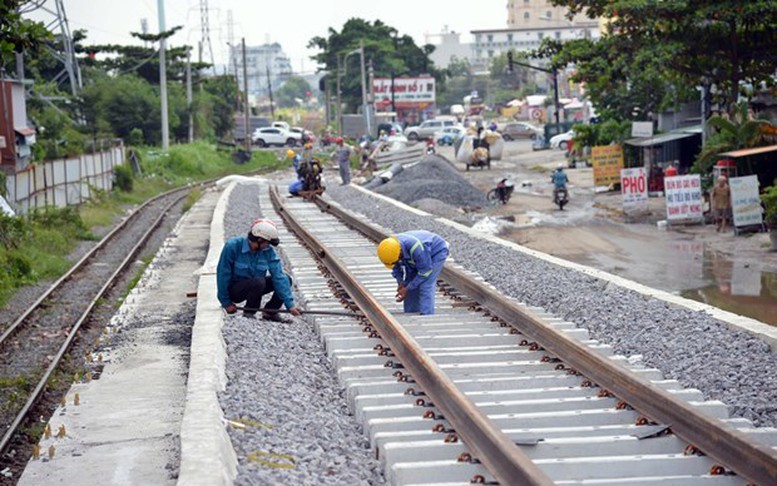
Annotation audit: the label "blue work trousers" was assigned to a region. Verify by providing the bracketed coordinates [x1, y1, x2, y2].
[403, 258, 446, 315]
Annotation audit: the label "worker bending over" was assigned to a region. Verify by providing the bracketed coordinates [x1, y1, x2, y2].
[216, 219, 301, 322]
[377, 230, 450, 315]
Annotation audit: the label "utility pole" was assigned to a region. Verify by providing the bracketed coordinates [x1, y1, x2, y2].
[157, 0, 169, 150]
[186, 51, 193, 143]
[266, 66, 275, 120]
[507, 52, 561, 127]
[336, 55, 342, 137]
[358, 41, 371, 136]
[242, 38, 250, 152]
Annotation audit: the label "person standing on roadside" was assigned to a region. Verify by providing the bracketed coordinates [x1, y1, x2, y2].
[376, 230, 450, 315]
[332, 137, 352, 185]
[711, 175, 731, 232]
[216, 219, 302, 322]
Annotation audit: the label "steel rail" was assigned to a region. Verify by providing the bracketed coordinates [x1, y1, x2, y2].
[271, 186, 554, 486]
[0, 189, 191, 455]
[0, 185, 192, 348]
[311, 192, 777, 485]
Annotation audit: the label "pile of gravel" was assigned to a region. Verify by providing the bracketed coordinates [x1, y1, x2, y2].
[218, 183, 384, 485]
[324, 184, 777, 429]
[373, 155, 489, 209]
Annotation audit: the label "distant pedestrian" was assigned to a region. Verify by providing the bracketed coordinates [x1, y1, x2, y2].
[376, 230, 450, 315]
[711, 176, 731, 232]
[332, 137, 352, 185]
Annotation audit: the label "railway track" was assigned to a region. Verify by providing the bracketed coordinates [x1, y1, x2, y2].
[264, 186, 777, 485]
[0, 186, 193, 465]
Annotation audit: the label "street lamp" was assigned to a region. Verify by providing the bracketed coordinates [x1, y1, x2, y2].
[337, 44, 371, 137]
[507, 51, 561, 127]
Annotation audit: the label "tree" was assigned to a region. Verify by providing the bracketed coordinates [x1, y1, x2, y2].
[308, 19, 443, 113]
[276, 76, 312, 108]
[0, 1, 51, 70]
[550, 0, 777, 116]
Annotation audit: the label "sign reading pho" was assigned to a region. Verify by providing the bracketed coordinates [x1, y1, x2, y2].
[729, 175, 763, 228]
[665, 174, 703, 221]
[591, 145, 623, 186]
[621, 167, 648, 210]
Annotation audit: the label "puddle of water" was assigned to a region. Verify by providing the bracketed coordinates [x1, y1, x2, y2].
[681, 252, 777, 326]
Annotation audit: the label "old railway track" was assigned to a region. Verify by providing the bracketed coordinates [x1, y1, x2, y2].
[0, 185, 193, 470]
[264, 185, 777, 485]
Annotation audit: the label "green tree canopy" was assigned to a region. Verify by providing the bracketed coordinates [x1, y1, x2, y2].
[0, 1, 51, 70]
[549, 0, 777, 116]
[276, 76, 312, 108]
[308, 18, 443, 112]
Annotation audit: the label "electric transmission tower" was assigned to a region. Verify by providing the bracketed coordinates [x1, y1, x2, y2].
[199, 0, 216, 74]
[18, 0, 82, 95]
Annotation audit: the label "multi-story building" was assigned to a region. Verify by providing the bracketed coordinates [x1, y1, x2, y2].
[230, 43, 293, 102]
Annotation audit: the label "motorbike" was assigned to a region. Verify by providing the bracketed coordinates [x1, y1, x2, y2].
[425, 139, 436, 155]
[487, 178, 515, 206]
[554, 186, 569, 210]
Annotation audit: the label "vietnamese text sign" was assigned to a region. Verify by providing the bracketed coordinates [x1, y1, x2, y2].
[729, 175, 763, 228]
[665, 174, 703, 220]
[620, 167, 648, 210]
[592, 145, 624, 186]
[372, 77, 436, 104]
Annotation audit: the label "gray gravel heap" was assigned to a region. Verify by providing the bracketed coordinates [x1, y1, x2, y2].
[218, 183, 383, 485]
[326, 184, 777, 429]
[374, 155, 489, 209]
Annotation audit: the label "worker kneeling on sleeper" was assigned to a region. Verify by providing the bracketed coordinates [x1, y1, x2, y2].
[377, 230, 450, 315]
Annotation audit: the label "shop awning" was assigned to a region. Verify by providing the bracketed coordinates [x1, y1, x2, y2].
[718, 144, 777, 158]
[624, 132, 697, 147]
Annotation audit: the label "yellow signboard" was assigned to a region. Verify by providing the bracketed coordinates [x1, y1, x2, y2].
[592, 145, 624, 186]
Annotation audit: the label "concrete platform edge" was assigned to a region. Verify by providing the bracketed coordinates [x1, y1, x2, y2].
[348, 184, 777, 351]
[178, 183, 237, 485]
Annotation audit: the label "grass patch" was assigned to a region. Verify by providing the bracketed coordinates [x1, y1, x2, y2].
[531, 165, 551, 173]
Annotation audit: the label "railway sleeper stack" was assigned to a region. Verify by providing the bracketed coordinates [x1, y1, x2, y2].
[264, 189, 777, 485]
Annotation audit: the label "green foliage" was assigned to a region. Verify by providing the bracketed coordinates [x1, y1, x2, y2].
[692, 102, 770, 173]
[128, 128, 144, 146]
[570, 120, 631, 149]
[308, 19, 443, 113]
[759, 185, 777, 226]
[549, 0, 777, 116]
[277, 76, 313, 108]
[202, 76, 238, 139]
[0, 1, 52, 67]
[114, 164, 134, 192]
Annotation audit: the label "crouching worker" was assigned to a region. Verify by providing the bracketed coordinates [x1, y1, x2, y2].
[217, 219, 302, 322]
[377, 230, 450, 315]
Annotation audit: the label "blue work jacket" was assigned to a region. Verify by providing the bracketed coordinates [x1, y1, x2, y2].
[391, 230, 449, 291]
[216, 236, 294, 309]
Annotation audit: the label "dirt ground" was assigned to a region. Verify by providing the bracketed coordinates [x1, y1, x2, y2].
[435, 141, 777, 300]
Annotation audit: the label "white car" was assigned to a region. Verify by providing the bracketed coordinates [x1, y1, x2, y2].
[404, 119, 458, 141]
[433, 126, 467, 146]
[252, 127, 301, 147]
[549, 129, 575, 150]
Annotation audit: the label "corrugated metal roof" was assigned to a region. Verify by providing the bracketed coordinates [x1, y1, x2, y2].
[624, 131, 697, 147]
[718, 145, 777, 158]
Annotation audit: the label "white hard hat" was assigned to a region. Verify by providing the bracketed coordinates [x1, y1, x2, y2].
[557, 163, 564, 169]
[250, 219, 280, 246]
[504, 180, 514, 187]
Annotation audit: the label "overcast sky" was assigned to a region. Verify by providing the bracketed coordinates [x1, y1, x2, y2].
[26, 1, 506, 74]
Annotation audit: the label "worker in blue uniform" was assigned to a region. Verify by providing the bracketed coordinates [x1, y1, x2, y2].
[377, 230, 450, 315]
[217, 219, 301, 321]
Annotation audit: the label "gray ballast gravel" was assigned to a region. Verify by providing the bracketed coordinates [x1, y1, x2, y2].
[218, 183, 384, 485]
[324, 182, 777, 429]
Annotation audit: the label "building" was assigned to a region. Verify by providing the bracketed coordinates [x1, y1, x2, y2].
[424, 27, 473, 71]
[230, 43, 293, 101]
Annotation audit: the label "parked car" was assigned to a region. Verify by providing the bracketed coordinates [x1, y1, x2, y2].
[434, 126, 467, 146]
[498, 122, 542, 141]
[404, 119, 457, 141]
[289, 127, 316, 144]
[252, 127, 301, 147]
[549, 129, 575, 150]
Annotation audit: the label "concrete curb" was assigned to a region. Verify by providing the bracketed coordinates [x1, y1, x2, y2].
[349, 184, 777, 351]
[178, 183, 237, 485]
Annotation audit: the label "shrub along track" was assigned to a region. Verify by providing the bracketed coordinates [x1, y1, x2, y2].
[0, 186, 193, 478]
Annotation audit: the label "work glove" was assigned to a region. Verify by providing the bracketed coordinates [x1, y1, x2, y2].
[288, 307, 302, 317]
[224, 303, 237, 314]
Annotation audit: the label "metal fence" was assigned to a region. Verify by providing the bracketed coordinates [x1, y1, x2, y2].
[5, 144, 125, 214]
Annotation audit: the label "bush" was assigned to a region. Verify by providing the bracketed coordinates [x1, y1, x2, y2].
[114, 164, 134, 192]
[128, 128, 144, 146]
[761, 185, 777, 227]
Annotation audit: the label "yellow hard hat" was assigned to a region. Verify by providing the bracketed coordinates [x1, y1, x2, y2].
[377, 237, 401, 269]
[286, 149, 296, 159]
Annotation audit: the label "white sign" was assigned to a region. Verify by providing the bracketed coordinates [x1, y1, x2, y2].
[372, 77, 436, 104]
[620, 167, 648, 209]
[631, 121, 653, 138]
[0, 135, 6, 149]
[729, 175, 763, 228]
[665, 174, 703, 221]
